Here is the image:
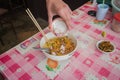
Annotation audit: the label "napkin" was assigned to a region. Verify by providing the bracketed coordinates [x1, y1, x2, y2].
[36, 58, 70, 79]
[89, 19, 110, 29]
[16, 37, 38, 55]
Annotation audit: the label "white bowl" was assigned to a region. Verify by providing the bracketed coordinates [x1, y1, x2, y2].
[96, 40, 115, 53]
[52, 18, 68, 35]
[40, 32, 77, 61]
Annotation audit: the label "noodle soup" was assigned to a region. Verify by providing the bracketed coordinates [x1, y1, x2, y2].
[43, 36, 75, 56]
[40, 32, 77, 61]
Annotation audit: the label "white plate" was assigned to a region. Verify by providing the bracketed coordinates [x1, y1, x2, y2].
[96, 40, 115, 53]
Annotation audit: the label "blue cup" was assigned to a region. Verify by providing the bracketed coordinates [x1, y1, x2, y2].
[96, 4, 109, 21]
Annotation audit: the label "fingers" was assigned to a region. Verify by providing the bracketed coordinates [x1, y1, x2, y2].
[46, 1, 54, 32]
[65, 6, 72, 29]
[57, 4, 72, 30]
[46, 0, 53, 30]
[64, 11, 71, 29]
[66, 4, 73, 15]
[48, 12, 53, 30]
[46, 0, 72, 32]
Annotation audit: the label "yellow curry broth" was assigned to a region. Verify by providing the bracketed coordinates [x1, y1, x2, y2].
[43, 36, 75, 56]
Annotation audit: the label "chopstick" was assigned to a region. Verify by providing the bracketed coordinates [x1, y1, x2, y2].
[25, 8, 48, 41]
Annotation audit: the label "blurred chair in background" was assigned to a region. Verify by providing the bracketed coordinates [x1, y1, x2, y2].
[0, 8, 17, 45]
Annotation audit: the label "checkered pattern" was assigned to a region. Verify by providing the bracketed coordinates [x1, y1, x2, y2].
[0, 2, 120, 80]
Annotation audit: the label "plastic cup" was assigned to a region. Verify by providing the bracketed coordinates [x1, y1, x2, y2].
[96, 4, 109, 21]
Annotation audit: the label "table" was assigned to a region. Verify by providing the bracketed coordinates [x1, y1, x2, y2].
[0, 2, 120, 80]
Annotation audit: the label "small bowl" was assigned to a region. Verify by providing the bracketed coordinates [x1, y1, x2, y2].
[40, 32, 77, 61]
[52, 18, 68, 35]
[96, 40, 115, 53]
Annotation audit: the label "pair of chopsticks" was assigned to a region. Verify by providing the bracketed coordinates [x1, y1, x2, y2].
[26, 8, 48, 41]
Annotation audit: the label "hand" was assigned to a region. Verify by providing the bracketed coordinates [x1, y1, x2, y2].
[46, 0, 72, 31]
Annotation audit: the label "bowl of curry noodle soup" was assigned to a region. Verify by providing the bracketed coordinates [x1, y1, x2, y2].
[40, 32, 77, 61]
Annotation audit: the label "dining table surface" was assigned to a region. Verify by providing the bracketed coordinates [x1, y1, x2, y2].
[0, 2, 120, 80]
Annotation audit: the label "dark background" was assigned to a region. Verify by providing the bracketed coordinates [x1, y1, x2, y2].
[0, 0, 89, 21]
[0, 0, 111, 21]
[25, 0, 89, 20]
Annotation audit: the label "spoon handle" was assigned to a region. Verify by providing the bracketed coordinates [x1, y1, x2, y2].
[33, 47, 50, 53]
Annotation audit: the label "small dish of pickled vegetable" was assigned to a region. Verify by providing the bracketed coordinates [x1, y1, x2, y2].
[96, 40, 115, 53]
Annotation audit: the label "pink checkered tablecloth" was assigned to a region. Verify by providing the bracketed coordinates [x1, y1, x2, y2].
[0, 2, 120, 80]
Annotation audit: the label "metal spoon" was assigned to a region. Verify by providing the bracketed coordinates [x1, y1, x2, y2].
[33, 47, 50, 53]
